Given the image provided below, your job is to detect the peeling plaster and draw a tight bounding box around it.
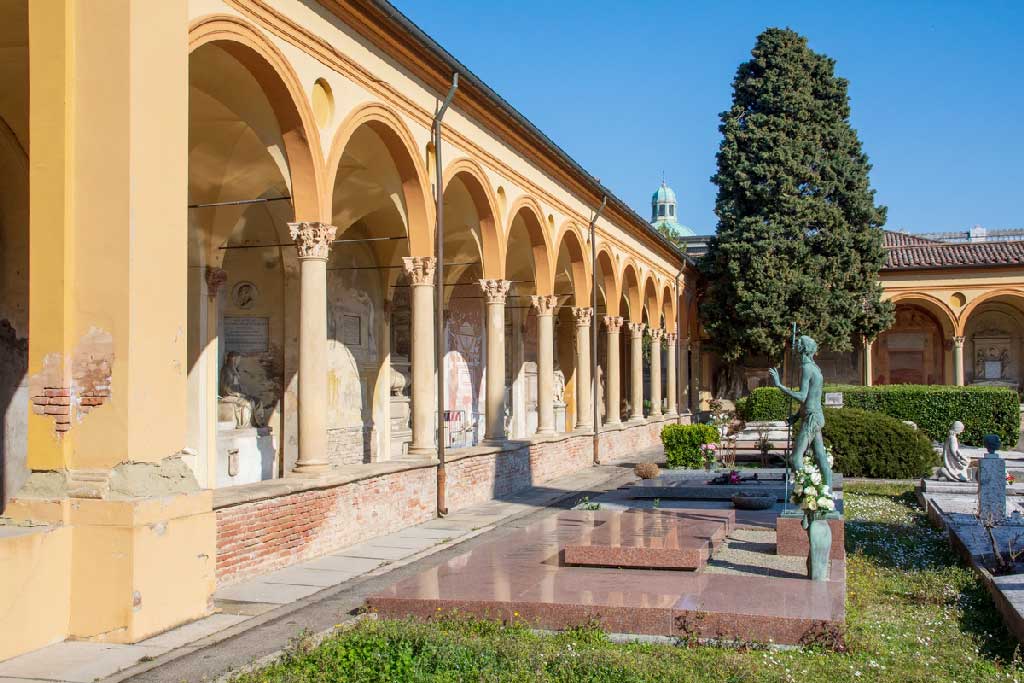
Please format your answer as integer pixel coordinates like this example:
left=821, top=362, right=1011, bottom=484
left=28, top=327, right=114, bottom=436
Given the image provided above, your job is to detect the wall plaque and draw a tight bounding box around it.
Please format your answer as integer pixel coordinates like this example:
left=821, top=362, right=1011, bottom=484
left=342, top=314, right=362, bottom=346
left=824, top=392, right=844, bottom=408
left=224, top=316, right=270, bottom=354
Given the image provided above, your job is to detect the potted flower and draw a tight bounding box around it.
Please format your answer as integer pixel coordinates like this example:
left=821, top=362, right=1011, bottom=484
left=700, top=442, right=718, bottom=471
left=790, top=455, right=835, bottom=581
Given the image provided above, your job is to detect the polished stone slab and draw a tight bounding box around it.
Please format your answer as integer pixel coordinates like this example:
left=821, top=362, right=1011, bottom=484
left=368, top=509, right=845, bottom=645
left=776, top=512, right=845, bottom=560
left=563, top=509, right=733, bottom=570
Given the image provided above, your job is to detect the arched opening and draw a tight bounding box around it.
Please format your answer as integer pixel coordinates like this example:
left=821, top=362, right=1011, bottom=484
left=186, top=38, right=316, bottom=487
left=441, top=170, right=497, bottom=448
left=642, top=276, right=660, bottom=415
left=963, top=293, right=1024, bottom=390
left=595, top=249, right=618, bottom=425
left=504, top=202, right=549, bottom=437
left=553, top=226, right=588, bottom=430
left=327, top=118, right=427, bottom=464
left=873, top=299, right=953, bottom=385
left=0, top=0, right=28, bottom=511
left=620, top=264, right=641, bottom=419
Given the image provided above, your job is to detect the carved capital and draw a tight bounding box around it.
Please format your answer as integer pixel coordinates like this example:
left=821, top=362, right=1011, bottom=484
left=628, top=322, right=646, bottom=338
left=402, top=256, right=437, bottom=286
left=665, top=332, right=677, bottom=343
left=530, top=294, right=558, bottom=316
left=289, top=222, right=337, bottom=260
left=204, top=267, right=228, bottom=297
left=572, top=306, right=593, bottom=327
left=953, top=335, right=966, bottom=348
left=603, top=315, right=624, bottom=333
left=650, top=327, right=665, bottom=342
left=479, top=279, right=511, bottom=304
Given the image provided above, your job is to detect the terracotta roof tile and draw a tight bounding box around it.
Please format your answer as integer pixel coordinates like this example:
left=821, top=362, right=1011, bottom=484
left=883, top=231, right=1024, bottom=270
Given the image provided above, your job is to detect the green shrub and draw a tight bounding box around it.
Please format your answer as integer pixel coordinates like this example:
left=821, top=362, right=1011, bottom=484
left=820, top=407, right=938, bottom=478
left=744, top=386, right=791, bottom=421
left=661, top=424, right=719, bottom=469
left=741, top=384, right=1019, bottom=447
left=734, top=396, right=749, bottom=421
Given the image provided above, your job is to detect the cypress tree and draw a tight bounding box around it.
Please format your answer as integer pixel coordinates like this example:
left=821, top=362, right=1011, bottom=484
left=699, top=27, right=892, bottom=366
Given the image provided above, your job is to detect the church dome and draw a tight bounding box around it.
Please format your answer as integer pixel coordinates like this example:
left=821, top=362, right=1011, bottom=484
left=652, top=183, right=676, bottom=205
left=650, top=181, right=695, bottom=238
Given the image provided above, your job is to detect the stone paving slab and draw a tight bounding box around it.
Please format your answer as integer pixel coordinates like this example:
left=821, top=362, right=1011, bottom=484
left=338, top=543, right=424, bottom=561
left=258, top=567, right=358, bottom=587
left=137, top=614, right=249, bottom=650
left=0, top=642, right=165, bottom=683
left=299, top=554, right=383, bottom=573
left=214, top=580, right=322, bottom=605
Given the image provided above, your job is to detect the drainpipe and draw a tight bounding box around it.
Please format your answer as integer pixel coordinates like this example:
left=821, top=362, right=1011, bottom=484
left=434, top=73, right=459, bottom=517
left=590, top=196, right=607, bottom=465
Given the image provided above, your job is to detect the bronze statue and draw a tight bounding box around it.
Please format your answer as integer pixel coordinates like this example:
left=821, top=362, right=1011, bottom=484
left=768, top=335, right=832, bottom=489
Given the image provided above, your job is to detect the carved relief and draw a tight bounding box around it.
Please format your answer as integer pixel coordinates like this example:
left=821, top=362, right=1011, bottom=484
left=479, top=279, right=511, bottom=304
left=530, top=294, right=558, bottom=316
left=204, top=267, right=228, bottom=297
left=402, top=256, right=436, bottom=285
left=650, top=327, right=664, bottom=342
left=628, top=322, right=646, bottom=337
left=603, top=315, right=624, bottom=333
left=571, top=306, right=593, bottom=327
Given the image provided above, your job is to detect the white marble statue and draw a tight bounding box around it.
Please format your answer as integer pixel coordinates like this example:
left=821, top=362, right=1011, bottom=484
left=553, top=363, right=566, bottom=404
left=939, top=420, right=970, bottom=482
left=218, top=351, right=264, bottom=429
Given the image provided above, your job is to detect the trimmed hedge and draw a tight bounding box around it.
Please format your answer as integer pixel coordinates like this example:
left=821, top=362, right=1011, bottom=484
left=742, top=384, right=1019, bottom=446
left=661, top=423, right=719, bottom=469
left=820, top=407, right=938, bottom=478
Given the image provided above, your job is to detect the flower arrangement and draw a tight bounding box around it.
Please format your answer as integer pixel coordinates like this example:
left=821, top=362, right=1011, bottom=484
left=700, top=442, right=718, bottom=468
left=1008, top=473, right=1016, bottom=486
left=790, top=456, right=835, bottom=518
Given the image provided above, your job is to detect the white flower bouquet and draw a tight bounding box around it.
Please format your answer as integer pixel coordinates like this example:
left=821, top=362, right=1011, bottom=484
left=791, top=455, right=835, bottom=521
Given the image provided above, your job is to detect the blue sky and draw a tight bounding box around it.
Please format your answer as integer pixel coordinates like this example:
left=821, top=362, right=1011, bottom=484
left=391, top=0, right=1023, bottom=236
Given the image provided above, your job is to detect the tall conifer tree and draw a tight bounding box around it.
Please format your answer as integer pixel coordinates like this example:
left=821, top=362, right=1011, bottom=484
left=700, top=28, right=892, bottom=365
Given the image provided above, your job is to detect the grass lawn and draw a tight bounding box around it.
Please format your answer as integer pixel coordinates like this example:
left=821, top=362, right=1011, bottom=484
left=237, top=483, right=1023, bottom=682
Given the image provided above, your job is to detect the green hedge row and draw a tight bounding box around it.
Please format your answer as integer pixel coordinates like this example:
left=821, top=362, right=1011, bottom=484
left=744, top=384, right=1019, bottom=446
left=661, top=424, right=719, bottom=469
left=819, top=407, right=938, bottom=478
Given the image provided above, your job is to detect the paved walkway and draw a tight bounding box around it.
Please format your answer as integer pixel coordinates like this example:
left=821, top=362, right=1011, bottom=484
left=0, top=449, right=659, bottom=683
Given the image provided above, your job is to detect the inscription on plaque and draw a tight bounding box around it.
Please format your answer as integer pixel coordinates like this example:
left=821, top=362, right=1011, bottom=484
left=824, top=392, right=844, bottom=408
left=342, top=314, right=362, bottom=346
left=224, top=316, right=269, bottom=354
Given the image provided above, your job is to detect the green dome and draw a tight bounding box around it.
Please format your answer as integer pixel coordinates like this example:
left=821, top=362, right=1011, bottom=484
left=652, top=218, right=696, bottom=238
left=652, top=183, right=676, bottom=204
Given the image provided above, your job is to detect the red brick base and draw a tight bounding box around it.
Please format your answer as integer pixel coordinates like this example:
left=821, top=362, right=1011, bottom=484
left=214, top=416, right=679, bottom=585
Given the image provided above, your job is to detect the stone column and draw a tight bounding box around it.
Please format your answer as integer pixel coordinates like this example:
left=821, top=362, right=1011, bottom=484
left=531, top=295, right=558, bottom=435
left=573, top=307, right=594, bottom=431
left=203, top=267, right=227, bottom=488
left=628, top=322, right=646, bottom=421
left=649, top=328, right=664, bottom=417
left=403, top=257, right=437, bottom=455
left=690, top=340, right=701, bottom=413
left=665, top=332, right=678, bottom=416
left=480, top=279, right=511, bottom=443
left=680, top=337, right=691, bottom=413
left=863, top=337, right=874, bottom=386
left=290, top=222, right=337, bottom=473
left=603, top=316, right=623, bottom=425
left=953, top=335, right=966, bottom=386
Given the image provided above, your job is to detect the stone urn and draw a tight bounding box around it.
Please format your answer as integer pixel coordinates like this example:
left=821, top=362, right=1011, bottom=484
left=804, top=512, right=832, bottom=581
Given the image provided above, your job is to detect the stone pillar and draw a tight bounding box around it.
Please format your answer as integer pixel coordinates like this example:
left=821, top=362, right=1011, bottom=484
left=403, top=257, right=437, bottom=455
left=573, top=307, right=594, bottom=431
left=863, top=337, right=874, bottom=386
left=665, top=332, right=678, bottom=416
left=953, top=335, right=965, bottom=386
left=203, top=267, right=227, bottom=488
left=480, top=279, right=511, bottom=443
left=532, top=295, right=558, bottom=435
left=680, top=336, right=691, bottom=413
left=649, top=328, right=664, bottom=417
left=290, top=222, right=337, bottom=473
left=690, top=340, right=701, bottom=413
left=628, top=322, right=646, bottom=421
left=603, top=316, right=623, bottom=425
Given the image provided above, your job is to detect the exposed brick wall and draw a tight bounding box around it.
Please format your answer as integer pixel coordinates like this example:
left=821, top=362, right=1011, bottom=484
left=214, top=417, right=675, bottom=585
left=215, top=466, right=435, bottom=586
left=327, top=425, right=372, bottom=465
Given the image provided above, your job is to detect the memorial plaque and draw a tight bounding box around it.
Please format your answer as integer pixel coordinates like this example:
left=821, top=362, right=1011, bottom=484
left=824, top=392, right=843, bottom=408
left=985, top=360, right=1002, bottom=380
left=342, top=314, right=362, bottom=346
left=224, top=316, right=269, bottom=354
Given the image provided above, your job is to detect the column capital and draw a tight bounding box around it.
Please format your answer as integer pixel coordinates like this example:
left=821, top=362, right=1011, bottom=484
left=289, top=222, right=337, bottom=260
left=402, top=256, right=436, bottom=286
left=530, top=294, right=558, bottom=316
left=204, top=267, right=227, bottom=297
left=603, top=315, right=624, bottom=333
left=479, top=279, right=511, bottom=304
left=650, top=327, right=665, bottom=342
left=665, top=332, right=677, bottom=343
left=627, top=321, right=646, bottom=337
left=572, top=306, right=593, bottom=327
left=953, top=335, right=966, bottom=347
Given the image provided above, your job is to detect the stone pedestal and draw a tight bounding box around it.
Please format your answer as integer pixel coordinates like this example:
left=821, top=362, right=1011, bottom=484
left=216, top=426, right=275, bottom=488
left=776, top=510, right=845, bottom=560
left=554, top=401, right=567, bottom=433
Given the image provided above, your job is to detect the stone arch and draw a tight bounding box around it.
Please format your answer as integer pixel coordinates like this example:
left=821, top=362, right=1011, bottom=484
left=642, top=274, right=660, bottom=326
left=553, top=222, right=590, bottom=305
left=960, top=290, right=1024, bottom=387
left=329, top=102, right=433, bottom=257
left=959, top=289, right=1024, bottom=333
left=188, top=15, right=324, bottom=223
left=875, top=293, right=955, bottom=386
left=885, top=292, right=958, bottom=336
left=662, top=282, right=676, bottom=334
left=595, top=245, right=619, bottom=317
left=620, top=261, right=642, bottom=323
left=445, top=158, right=503, bottom=281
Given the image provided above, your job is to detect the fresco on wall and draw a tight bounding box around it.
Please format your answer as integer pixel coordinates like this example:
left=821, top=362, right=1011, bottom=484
left=445, top=283, right=484, bottom=447
left=326, top=270, right=379, bottom=428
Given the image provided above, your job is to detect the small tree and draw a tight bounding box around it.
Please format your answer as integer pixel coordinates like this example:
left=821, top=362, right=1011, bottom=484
left=699, top=28, right=892, bottom=366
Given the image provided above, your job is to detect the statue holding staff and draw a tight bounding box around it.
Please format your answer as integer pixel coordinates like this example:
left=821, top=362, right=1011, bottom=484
left=768, top=334, right=832, bottom=489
